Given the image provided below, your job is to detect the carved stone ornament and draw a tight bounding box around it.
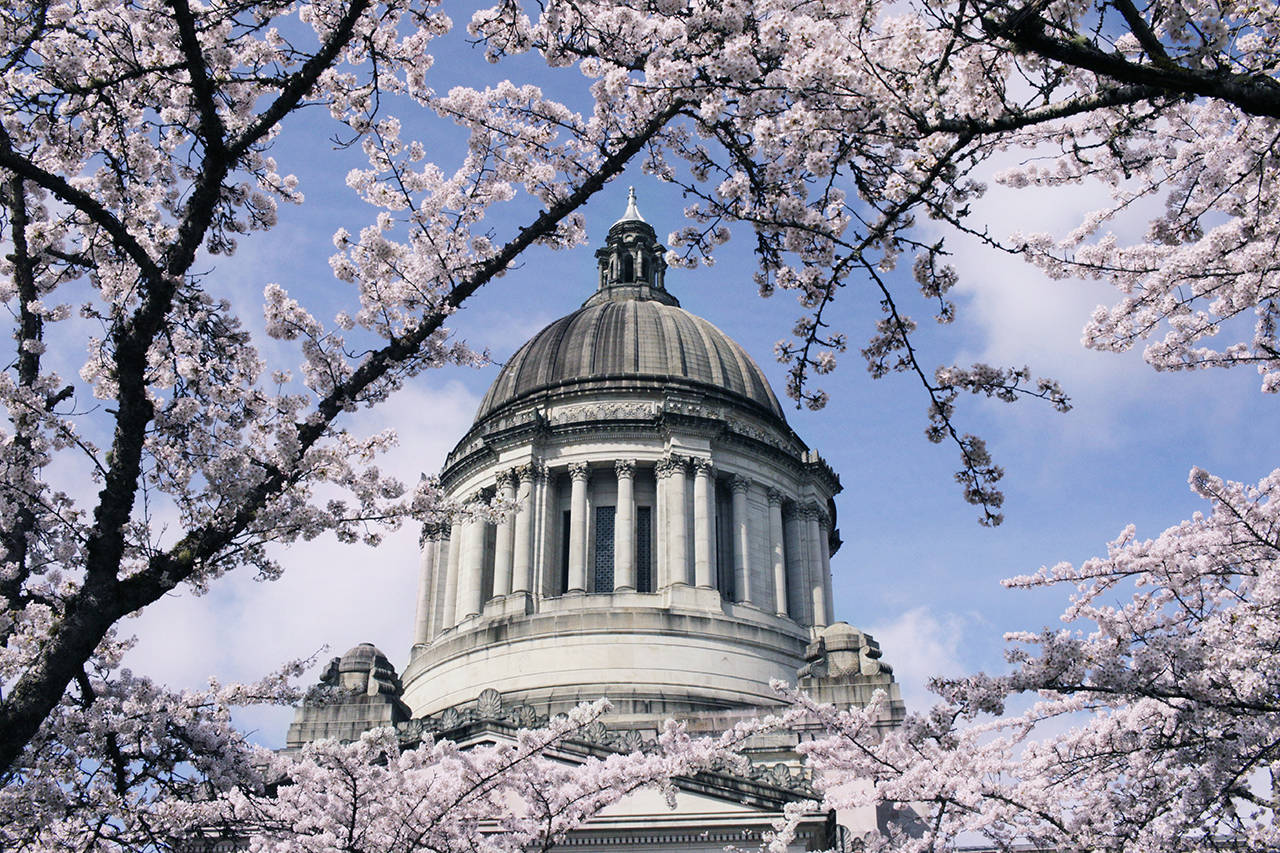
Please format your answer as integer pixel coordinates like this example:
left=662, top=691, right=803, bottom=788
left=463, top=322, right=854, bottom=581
left=766, top=487, right=785, bottom=505
left=767, top=762, right=795, bottom=788
left=494, top=469, right=516, bottom=491
left=614, top=458, right=636, bottom=478
left=568, top=461, right=590, bottom=480
left=477, top=688, right=503, bottom=718
left=438, top=707, right=461, bottom=730
left=548, top=401, right=659, bottom=425
left=729, top=474, right=751, bottom=494
left=510, top=704, right=540, bottom=729
left=617, top=729, right=644, bottom=753
left=655, top=456, right=685, bottom=478
left=581, top=720, right=609, bottom=743
left=692, top=456, right=714, bottom=475
left=514, top=462, right=536, bottom=483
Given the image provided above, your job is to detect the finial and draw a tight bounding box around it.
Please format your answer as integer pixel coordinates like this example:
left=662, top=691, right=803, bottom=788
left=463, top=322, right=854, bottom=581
left=614, top=186, right=646, bottom=225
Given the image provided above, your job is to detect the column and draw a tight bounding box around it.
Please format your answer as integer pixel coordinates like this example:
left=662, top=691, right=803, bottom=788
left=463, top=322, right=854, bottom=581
left=692, top=458, right=714, bottom=588
left=818, top=509, right=835, bottom=625
left=430, top=533, right=449, bottom=637
left=614, top=460, right=636, bottom=591
left=784, top=507, right=807, bottom=623
left=512, top=465, right=534, bottom=594
left=458, top=513, right=485, bottom=619
left=441, top=516, right=463, bottom=629
left=567, top=462, right=589, bottom=593
left=412, top=524, right=438, bottom=645
left=668, top=456, right=689, bottom=585
left=731, top=475, right=753, bottom=604
left=806, top=504, right=828, bottom=628
left=655, top=457, right=679, bottom=588
left=767, top=489, right=788, bottom=617
left=491, top=470, right=516, bottom=598
left=534, top=463, right=552, bottom=596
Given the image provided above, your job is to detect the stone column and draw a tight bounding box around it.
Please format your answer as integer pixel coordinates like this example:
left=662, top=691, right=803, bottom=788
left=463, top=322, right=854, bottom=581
left=430, top=533, right=449, bottom=637
left=806, top=504, right=828, bottom=628
left=655, top=457, right=678, bottom=588
left=614, top=460, right=636, bottom=591
left=692, top=458, right=715, bottom=588
left=731, top=475, right=753, bottom=604
left=567, top=462, right=589, bottom=593
left=441, top=516, right=463, bottom=629
left=512, top=465, right=534, bottom=594
left=491, top=469, right=517, bottom=598
left=668, top=456, right=689, bottom=585
left=413, top=524, right=438, bottom=645
left=533, top=463, right=552, bottom=596
left=784, top=507, right=807, bottom=623
left=817, top=509, right=835, bottom=625
left=457, top=512, right=486, bottom=619
left=767, top=489, right=788, bottom=617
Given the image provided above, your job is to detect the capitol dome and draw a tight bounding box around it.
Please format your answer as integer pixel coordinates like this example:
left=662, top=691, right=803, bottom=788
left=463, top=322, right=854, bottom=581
left=474, top=295, right=785, bottom=424
left=286, top=191, right=905, bottom=848
left=400, top=190, right=852, bottom=720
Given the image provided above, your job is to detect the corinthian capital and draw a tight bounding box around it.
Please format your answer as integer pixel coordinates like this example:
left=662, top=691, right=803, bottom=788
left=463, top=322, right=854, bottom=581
left=655, top=456, right=686, bottom=478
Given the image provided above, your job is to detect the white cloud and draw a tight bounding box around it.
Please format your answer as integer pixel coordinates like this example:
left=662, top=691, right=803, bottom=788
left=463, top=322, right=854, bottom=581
left=125, top=378, right=482, bottom=744
left=866, top=606, right=976, bottom=712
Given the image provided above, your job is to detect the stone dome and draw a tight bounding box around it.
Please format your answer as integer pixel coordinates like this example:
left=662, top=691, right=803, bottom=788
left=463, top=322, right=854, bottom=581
left=473, top=298, right=786, bottom=425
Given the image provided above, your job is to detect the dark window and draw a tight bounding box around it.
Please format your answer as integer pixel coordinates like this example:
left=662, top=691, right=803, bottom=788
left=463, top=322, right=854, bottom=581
left=716, top=484, right=734, bottom=600
left=593, top=506, right=615, bottom=592
left=623, top=254, right=635, bottom=280
left=636, top=506, right=653, bottom=593
left=559, top=509, right=571, bottom=594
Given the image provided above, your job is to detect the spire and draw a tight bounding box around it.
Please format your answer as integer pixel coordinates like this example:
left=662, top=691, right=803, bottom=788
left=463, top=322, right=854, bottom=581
left=587, top=188, right=677, bottom=308
left=614, top=186, right=646, bottom=225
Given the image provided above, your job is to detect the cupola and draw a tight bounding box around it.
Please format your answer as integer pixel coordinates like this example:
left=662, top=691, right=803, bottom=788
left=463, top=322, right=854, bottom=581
left=587, top=188, right=674, bottom=307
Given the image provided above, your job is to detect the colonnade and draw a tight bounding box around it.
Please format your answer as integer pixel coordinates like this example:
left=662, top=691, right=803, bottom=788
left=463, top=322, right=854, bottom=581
left=413, top=455, right=836, bottom=645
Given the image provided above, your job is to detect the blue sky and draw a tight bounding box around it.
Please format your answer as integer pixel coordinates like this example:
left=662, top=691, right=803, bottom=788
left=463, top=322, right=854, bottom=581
left=116, top=20, right=1273, bottom=744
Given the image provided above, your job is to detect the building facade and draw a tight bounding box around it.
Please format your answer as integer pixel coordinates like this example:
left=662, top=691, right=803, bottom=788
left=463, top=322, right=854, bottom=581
left=289, top=192, right=905, bottom=849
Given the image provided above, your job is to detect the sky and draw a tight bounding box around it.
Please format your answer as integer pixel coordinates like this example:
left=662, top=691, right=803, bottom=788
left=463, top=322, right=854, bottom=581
left=107, top=15, right=1274, bottom=746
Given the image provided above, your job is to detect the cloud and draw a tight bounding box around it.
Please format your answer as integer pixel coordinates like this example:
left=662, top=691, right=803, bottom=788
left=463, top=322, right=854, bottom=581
left=866, top=606, right=977, bottom=712
left=938, top=164, right=1156, bottom=391
left=125, top=378, right=482, bottom=745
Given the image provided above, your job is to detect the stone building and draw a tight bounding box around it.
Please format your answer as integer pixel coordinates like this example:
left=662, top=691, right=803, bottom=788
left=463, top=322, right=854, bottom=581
left=289, top=191, right=905, bottom=849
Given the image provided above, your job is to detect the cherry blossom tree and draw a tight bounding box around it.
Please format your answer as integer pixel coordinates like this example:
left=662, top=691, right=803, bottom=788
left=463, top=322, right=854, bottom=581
left=0, top=0, right=698, bottom=837
left=0, top=0, right=677, bottom=790
left=4, top=688, right=735, bottom=851
left=3, top=0, right=1280, bottom=845
left=785, top=466, right=1280, bottom=851
left=194, top=703, right=750, bottom=853
left=473, top=0, right=1280, bottom=523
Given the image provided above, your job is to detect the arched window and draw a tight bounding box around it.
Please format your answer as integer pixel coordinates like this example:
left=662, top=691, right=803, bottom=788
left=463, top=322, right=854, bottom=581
left=622, top=254, right=635, bottom=280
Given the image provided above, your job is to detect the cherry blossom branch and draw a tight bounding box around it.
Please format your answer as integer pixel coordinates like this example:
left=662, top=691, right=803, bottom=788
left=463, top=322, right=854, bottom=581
left=986, top=5, right=1280, bottom=119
